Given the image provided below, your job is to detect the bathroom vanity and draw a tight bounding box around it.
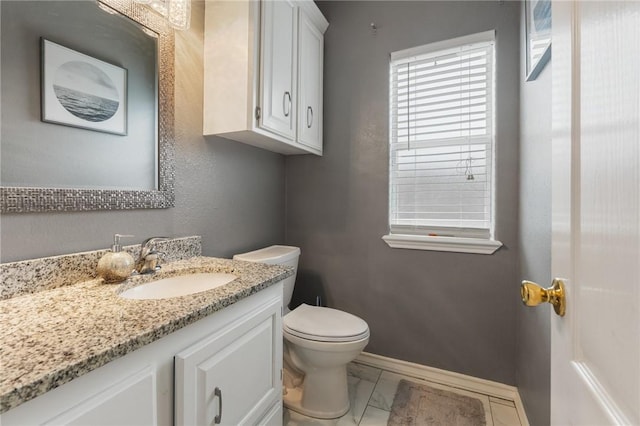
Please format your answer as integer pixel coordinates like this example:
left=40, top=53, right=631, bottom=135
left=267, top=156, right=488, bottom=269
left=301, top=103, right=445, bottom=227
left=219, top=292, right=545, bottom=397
left=0, top=240, right=290, bottom=426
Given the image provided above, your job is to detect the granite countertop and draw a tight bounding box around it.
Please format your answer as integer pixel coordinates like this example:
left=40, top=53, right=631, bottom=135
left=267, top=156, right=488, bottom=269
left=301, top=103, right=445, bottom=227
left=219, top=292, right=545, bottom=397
left=0, top=256, right=293, bottom=414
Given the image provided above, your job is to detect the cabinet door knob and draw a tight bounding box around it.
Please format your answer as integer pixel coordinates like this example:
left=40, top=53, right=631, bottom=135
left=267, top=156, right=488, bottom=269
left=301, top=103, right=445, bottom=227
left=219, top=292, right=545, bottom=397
left=283, top=91, right=292, bottom=117
left=307, top=106, right=313, bottom=128
left=214, top=387, right=222, bottom=424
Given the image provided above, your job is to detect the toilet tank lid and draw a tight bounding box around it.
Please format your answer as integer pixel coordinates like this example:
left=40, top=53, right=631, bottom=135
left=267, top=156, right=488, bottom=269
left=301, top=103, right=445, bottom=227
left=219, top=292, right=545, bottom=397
left=233, top=245, right=300, bottom=264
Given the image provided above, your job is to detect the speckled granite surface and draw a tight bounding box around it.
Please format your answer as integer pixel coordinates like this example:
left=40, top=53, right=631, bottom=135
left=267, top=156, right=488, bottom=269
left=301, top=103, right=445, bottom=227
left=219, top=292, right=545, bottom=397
left=0, top=256, right=293, bottom=413
left=0, top=236, right=202, bottom=299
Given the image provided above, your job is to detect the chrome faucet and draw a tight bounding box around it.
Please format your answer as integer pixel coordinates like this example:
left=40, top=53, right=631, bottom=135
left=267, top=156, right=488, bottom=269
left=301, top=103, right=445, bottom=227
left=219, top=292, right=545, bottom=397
left=135, top=237, right=169, bottom=274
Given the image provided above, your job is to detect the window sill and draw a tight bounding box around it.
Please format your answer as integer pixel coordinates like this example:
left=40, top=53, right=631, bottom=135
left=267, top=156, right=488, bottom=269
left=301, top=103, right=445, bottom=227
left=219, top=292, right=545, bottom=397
left=382, top=234, right=503, bottom=255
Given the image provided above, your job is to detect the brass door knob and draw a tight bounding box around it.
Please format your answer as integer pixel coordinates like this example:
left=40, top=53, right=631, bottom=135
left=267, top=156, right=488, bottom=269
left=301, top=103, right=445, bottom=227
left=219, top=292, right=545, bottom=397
left=521, top=278, right=566, bottom=317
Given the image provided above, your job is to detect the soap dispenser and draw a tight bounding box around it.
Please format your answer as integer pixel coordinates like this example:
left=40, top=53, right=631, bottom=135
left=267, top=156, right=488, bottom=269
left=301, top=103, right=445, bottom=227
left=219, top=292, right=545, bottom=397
left=97, top=234, right=135, bottom=283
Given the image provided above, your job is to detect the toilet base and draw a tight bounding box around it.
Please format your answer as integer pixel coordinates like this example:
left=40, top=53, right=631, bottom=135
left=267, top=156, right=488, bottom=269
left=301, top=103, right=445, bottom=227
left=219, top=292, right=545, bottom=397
left=283, top=383, right=350, bottom=419
left=282, top=331, right=369, bottom=420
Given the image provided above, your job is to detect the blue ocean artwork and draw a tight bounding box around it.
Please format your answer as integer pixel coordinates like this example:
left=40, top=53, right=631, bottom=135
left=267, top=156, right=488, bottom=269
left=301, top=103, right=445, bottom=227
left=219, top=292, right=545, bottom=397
left=53, top=85, right=119, bottom=122
left=53, top=60, right=120, bottom=123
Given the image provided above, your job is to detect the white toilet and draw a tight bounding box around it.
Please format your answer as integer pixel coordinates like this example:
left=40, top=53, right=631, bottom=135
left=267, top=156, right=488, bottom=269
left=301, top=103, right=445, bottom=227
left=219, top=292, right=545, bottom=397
left=233, top=245, right=369, bottom=419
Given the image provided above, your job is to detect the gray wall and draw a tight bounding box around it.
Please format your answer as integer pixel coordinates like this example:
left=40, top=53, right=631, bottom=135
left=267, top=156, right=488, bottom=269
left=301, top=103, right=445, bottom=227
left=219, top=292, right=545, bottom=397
left=516, top=8, right=552, bottom=426
left=286, top=1, right=521, bottom=385
left=0, top=1, right=285, bottom=263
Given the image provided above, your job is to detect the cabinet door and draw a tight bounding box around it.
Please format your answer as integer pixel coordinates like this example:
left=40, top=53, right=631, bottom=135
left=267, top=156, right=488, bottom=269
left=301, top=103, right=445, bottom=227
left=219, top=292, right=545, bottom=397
left=260, top=0, right=297, bottom=141
left=175, top=298, right=282, bottom=426
left=258, top=402, right=282, bottom=426
left=297, top=7, right=324, bottom=152
left=1, top=367, right=157, bottom=426
left=45, top=368, right=157, bottom=426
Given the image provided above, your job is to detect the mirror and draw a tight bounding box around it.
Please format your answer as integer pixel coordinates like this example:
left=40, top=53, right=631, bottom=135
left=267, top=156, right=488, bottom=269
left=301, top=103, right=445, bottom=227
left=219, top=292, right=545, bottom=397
left=0, top=0, right=175, bottom=212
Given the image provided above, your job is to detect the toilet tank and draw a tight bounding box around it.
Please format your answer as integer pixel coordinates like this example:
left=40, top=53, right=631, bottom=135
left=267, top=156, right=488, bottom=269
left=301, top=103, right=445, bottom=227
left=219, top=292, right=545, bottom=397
left=233, top=245, right=300, bottom=309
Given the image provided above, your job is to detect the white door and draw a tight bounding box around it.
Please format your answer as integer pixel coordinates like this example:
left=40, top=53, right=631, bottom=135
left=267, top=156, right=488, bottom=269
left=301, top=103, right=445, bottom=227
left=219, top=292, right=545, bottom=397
left=297, top=6, right=324, bottom=152
left=551, top=1, right=639, bottom=424
left=260, top=0, right=297, bottom=141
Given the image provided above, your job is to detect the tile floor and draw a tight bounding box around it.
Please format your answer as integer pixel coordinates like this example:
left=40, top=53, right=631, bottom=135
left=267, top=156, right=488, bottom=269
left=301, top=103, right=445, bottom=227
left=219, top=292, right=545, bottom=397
left=284, top=362, right=524, bottom=426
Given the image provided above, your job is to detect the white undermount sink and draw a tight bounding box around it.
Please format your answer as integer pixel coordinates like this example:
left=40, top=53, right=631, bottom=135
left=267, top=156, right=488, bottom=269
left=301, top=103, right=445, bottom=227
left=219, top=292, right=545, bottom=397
left=119, top=273, right=237, bottom=300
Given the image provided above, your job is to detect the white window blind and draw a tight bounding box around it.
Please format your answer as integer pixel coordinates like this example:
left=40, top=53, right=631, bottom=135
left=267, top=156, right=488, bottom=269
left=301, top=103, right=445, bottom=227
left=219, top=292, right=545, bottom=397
left=389, top=31, right=495, bottom=239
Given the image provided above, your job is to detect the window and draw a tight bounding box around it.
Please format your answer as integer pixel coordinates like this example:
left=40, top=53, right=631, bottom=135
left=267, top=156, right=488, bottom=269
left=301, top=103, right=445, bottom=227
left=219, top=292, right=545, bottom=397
left=383, top=31, right=502, bottom=254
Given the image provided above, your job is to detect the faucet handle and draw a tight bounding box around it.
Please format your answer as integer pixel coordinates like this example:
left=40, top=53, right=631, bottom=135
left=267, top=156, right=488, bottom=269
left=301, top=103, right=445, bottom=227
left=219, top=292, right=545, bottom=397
left=139, top=236, right=169, bottom=256
left=142, top=237, right=169, bottom=246
left=136, top=237, right=169, bottom=274
left=141, top=236, right=169, bottom=248
left=146, top=250, right=165, bottom=272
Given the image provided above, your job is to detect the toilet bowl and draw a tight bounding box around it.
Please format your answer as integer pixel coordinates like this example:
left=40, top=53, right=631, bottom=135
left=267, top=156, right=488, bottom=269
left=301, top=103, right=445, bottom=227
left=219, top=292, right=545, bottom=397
left=233, top=246, right=370, bottom=419
left=283, top=303, right=369, bottom=418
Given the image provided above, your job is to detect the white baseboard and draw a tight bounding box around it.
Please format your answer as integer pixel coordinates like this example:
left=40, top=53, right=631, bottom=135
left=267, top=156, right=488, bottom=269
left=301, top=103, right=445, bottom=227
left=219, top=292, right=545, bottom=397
left=355, top=352, right=530, bottom=426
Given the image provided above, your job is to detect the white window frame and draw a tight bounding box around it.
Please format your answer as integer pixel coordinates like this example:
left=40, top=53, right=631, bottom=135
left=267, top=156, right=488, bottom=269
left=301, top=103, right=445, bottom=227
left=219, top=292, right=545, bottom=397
left=383, top=30, right=502, bottom=254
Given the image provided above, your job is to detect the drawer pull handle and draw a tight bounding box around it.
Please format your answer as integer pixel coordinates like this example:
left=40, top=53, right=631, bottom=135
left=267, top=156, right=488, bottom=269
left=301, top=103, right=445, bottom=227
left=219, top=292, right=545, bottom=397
left=307, top=106, right=313, bottom=128
left=214, top=387, right=222, bottom=424
left=283, top=91, right=292, bottom=117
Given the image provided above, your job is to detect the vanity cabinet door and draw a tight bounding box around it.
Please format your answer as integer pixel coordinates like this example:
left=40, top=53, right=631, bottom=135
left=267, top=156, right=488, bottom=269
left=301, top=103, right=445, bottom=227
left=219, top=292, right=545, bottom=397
left=296, top=6, right=324, bottom=153
left=260, top=403, right=283, bottom=426
left=43, top=368, right=157, bottom=426
left=259, top=0, right=297, bottom=141
left=175, top=297, right=283, bottom=426
left=0, top=367, right=157, bottom=426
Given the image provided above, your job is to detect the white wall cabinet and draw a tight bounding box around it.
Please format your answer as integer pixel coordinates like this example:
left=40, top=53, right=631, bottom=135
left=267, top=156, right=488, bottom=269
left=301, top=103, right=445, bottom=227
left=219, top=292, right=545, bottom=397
left=0, top=284, right=283, bottom=426
left=203, top=0, right=328, bottom=156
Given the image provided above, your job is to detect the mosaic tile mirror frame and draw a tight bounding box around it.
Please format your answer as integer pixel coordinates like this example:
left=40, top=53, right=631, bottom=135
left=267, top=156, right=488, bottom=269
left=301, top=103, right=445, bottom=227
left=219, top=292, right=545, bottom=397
left=1, top=0, right=175, bottom=213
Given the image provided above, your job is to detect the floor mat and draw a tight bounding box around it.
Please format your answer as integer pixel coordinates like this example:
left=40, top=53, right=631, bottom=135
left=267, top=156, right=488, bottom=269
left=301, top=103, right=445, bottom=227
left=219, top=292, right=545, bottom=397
left=387, top=379, right=486, bottom=426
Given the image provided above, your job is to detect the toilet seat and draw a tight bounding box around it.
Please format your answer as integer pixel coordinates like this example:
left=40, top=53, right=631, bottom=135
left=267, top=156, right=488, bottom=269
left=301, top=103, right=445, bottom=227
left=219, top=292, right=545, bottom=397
left=283, top=304, right=369, bottom=343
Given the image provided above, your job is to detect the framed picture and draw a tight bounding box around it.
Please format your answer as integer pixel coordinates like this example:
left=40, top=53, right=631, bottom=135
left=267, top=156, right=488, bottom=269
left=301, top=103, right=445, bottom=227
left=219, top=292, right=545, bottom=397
left=525, top=0, right=551, bottom=81
left=41, top=39, right=127, bottom=135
